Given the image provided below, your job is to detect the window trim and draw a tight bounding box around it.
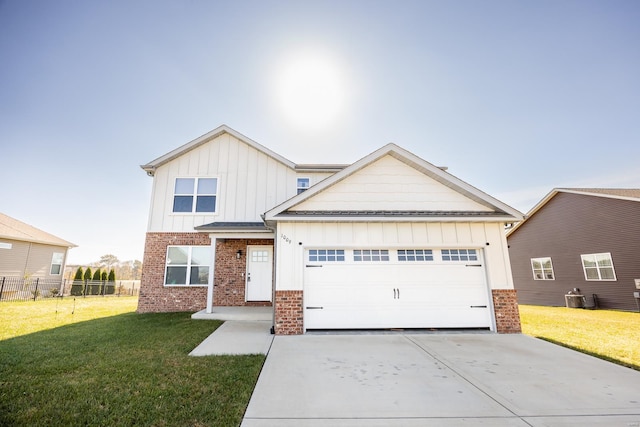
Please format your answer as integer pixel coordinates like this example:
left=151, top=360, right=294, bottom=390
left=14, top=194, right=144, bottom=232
left=164, top=245, right=212, bottom=287
left=531, top=257, right=555, bottom=280
left=50, top=252, right=64, bottom=275
left=172, top=177, right=219, bottom=214
left=297, top=177, right=310, bottom=195
left=580, top=252, right=617, bottom=281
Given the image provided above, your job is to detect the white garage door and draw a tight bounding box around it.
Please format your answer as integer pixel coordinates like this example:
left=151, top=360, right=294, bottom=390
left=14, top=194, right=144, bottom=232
left=304, top=248, right=492, bottom=330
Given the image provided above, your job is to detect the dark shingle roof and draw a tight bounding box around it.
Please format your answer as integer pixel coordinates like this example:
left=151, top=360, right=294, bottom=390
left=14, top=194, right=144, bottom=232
left=194, top=222, right=271, bottom=231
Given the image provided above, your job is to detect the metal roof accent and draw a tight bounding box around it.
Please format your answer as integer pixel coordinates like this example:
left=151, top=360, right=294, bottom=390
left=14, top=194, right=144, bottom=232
left=277, top=210, right=509, bottom=217
left=0, top=212, right=76, bottom=247
left=194, top=222, right=271, bottom=232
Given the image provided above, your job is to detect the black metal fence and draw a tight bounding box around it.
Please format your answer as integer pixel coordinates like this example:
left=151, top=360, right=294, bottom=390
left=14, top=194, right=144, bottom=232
left=0, top=277, right=64, bottom=301
left=0, top=277, right=140, bottom=302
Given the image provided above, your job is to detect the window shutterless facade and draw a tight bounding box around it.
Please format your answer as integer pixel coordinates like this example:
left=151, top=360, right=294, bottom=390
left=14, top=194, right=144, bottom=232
left=172, top=178, right=218, bottom=213
left=297, top=177, right=310, bottom=194
left=531, top=257, right=554, bottom=280
left=165, top=246, right=211, bottom=286
left=581, top=252, right=616, bottom=281
left=50, top=252, right=64, bottom=275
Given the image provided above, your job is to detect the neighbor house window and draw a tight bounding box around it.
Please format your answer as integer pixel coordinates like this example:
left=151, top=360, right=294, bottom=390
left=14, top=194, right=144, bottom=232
left=297, top=178, right=310, bottom=194
left=50, top=252, right=64, bottom=275
left=398, top=249, right=433, bottom=261
left=0, top=242, right=12, bottom=249
left=173, top=178, right=217, bottom=213
left=531, top=257, right=554, bottom=280
left=165, top=246, right=211, bottom=286
left=441, top=249, right=478, bottom=261
left=354, top=249, right=390, bottom=262
left=581, top=252, right=616, bottom=281
left=308, top=249, right=345, bottom=262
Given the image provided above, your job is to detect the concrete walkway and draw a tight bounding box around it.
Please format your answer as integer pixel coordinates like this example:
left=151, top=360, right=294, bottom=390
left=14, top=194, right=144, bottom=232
left=242, top=333, right=640, bottom=426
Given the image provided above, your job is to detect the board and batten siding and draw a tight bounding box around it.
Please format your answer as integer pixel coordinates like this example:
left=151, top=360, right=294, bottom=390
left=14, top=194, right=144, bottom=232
left=508, top=192, right=640, bottom=311
left=290, top=155, right=494, bottom=212
left=0, top=238, right=67, bottom=279
left=147, top=133, right=333, bottom=232
left=275, top=221, right=514, bottom=292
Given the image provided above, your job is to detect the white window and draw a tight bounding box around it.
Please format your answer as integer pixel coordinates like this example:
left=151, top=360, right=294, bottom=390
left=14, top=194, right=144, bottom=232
left=441, top=249, right=478, bottom=261
left=297, top=177, right=310, bottom=194
left=50, top=252, right=64, bottom=275
left=173, top=178, right=218, bottom=213
left=581, top=252, right=616, bottom=281
left=251, top=250, right=269, bottom=262
left=531, top=257, right=554, bottom=280
left=398, top=249, right=433, bottom=261
left=0, top=242, right=12, bottom=249
left=354, top=249, right=390, bottom=262
left=165, top=246, right=211, bottom=286
left=308, top=249, right=345, bottom=262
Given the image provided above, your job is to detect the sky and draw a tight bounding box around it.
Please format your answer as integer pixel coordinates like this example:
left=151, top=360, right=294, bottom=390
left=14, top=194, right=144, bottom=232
left=1, top=0, right=639, bottom=265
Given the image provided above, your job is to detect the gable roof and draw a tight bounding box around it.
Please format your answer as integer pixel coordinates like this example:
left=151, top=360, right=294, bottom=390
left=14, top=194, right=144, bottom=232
left=141, top=124, right=346, bottom=176
left=506, top=188, right=640, bottom=236
left=0, top=213, right=76, bottom=247
left=264, top=143, right=523, bottom=223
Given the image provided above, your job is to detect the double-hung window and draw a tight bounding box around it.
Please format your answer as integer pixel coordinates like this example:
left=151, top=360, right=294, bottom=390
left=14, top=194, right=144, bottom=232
left=50, top=252, right=64, bottom=275
left=173, top=178, right=217, bottom=213
left=581, top=252, right=616, bottom=281
left=165, top=246, right=211, bottom=286
left=531, top=257, right=554, bottom=280
left=297, top=178, right=310, bottom=194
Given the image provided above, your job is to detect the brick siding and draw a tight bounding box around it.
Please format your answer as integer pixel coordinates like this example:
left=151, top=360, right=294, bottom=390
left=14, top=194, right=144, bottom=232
left=274, top=290, right=303, bottom=335
left=492, top=289, right=522, bottom=333
left=137, top=232, right=273, bottom=313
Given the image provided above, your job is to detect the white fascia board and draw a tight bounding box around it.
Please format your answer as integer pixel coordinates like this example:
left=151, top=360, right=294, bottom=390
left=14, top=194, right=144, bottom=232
left=207, top=232, right=275, bottom=240
left=141, top=125, right=296, bottom=175
left=556, top=188, right=640, bottom=203
left=264, top=143, right=524, bottom=221
left=270, top=215, right=520, bottom=223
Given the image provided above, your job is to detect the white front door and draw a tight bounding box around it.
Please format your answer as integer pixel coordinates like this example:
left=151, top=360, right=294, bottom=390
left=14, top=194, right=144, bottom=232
left=246, top=246, right=273, bottom=301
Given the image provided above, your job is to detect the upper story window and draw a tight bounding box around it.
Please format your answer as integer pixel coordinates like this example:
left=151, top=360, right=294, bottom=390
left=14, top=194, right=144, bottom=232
left=531, top=257, right=554, bottom=280
left=173, top=178, right=217, bottom=213
left=398, top=249, right=433, bottom=261
left=441, top=249, right=478, bottom=261
left=581, top=252, right=616, bottom=281
left=50, top=252, right=64, bottom=275
left=297, top=178, right=310, bottom=194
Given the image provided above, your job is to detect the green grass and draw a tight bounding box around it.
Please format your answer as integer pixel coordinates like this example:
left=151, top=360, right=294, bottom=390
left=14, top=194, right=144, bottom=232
left=0, top=298, right=265, bottom=426
left=519, top=304, right=640, bottom=370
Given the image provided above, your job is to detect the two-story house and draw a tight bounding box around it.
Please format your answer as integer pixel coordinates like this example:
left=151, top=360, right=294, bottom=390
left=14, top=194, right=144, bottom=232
left=138, top=125, right=524, bottom=334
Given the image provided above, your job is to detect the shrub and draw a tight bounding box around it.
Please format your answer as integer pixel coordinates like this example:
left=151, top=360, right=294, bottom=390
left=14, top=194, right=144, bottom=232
left=74, top=267, right=83, bottom=281
left=83, top=267, right=93, bottom=282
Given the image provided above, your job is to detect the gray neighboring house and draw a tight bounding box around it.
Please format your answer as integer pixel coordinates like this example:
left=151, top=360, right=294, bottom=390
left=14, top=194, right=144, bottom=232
left=507, top=188, right=640, bottom=311
left=0, top=212, right=76, bottom=298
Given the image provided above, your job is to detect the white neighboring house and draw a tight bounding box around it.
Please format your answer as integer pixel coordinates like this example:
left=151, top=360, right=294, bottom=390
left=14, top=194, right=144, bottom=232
left=138, top=125, right=524, bottom=334
left=0, top=212, right=76, bottom=298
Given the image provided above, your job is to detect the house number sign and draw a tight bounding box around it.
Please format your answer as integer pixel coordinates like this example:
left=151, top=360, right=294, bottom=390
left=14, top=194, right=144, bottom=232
left=280, top=234, right=292, bottom=244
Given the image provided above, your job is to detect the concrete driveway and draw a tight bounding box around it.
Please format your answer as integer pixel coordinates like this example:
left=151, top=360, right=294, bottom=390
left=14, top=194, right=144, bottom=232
left=242, top=333, right=640, bottom=426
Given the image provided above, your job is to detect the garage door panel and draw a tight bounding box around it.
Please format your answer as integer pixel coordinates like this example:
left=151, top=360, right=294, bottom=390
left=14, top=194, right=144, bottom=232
left=304, top=249, right=492, bottom=330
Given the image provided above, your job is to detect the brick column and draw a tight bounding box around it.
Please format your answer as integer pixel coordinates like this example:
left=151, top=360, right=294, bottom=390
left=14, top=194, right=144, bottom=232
left=274, top=290, right=303, bottom=335
left=492, top=289, right=522, bottom=333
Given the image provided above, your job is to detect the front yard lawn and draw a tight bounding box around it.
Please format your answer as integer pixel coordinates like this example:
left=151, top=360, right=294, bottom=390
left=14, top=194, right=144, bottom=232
left=0, top=298, right=265, bottom=426
left=519, top=304, right=640, bottom=370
